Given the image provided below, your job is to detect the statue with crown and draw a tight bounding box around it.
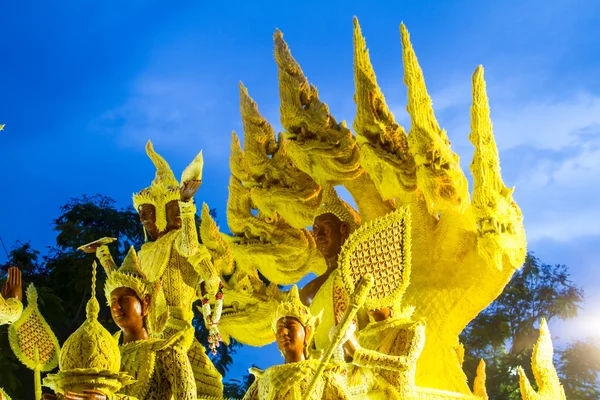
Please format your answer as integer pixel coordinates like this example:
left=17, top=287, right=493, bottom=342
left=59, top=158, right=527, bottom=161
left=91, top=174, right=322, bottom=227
left=2, top=17, right=573, bottom=400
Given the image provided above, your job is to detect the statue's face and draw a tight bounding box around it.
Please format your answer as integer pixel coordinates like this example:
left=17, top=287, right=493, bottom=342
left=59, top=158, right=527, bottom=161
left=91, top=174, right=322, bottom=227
left=110, top=287, right=148, bottom=333
left=165, top=200, right=182, bottom=232
left=312, top=213, right=349, bottom=259
left=368, top=307, right=392, bottom=322
left=139, top=200, right=181, bottom=240
left=275, top=317, right=306, bottom=361
left=139, top=204, right=159, bottom=240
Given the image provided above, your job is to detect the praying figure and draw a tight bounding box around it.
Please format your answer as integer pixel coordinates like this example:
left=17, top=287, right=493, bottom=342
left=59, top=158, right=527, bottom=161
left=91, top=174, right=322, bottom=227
left=0, top=266, right=23, bottom=325
left=243, top=285, right=351, bottom=400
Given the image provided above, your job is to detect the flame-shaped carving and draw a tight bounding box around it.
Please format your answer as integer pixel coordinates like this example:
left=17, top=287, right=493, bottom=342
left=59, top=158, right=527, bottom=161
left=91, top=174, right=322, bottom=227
left=518, top=319, right=567, bottom=400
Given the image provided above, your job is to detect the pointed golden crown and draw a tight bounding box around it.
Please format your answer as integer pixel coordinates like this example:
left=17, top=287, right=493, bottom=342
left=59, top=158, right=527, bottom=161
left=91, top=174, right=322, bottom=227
left=133, top=141, right=181, bottom=232
left=339, top=207, right=412, bottom=310
left=273, top=285, right=321, bottom=345
left=104, top=246, right=155, bottom=304
left=133, top=141, right=204, bottom=233
left=314, top=185, right=361, bottom=232
left=44, top=262, right=133, bottom=395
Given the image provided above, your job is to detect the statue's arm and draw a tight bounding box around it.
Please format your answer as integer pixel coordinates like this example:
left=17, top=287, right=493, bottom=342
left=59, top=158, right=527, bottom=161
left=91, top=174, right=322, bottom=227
left=242, top=379, right=260, bottom=400
left=352, top=322, right=425, bottom=372
left=0, top=294, right=23, bottom=325
left=176, top=200, right=199, bottom=257
left=403, top=320, right=426, bottom=366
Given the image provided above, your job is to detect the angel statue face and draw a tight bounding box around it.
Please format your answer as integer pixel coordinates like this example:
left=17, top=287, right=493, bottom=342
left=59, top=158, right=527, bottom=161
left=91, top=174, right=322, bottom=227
left=312, top=213, right=350, bottom=260
left=138, top=200, right=182, bottom=241
left=110, top=287, right=149, bottom=334
left=275, top=316, right=313, bottom=363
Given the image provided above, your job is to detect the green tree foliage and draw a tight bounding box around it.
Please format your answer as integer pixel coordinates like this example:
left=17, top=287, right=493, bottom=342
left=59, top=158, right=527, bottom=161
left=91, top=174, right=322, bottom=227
left=0, top=195, right=240, bottom=399
left=223, top=368, right=256, bottom=399
left=460, top=252, right=596, bottom=399
left=557, top=339, right=600, bottom=399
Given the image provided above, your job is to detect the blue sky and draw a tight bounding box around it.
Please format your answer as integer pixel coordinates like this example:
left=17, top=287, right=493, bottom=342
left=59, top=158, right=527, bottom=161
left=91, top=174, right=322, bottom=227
left=1, top=0, right=599, bottom=382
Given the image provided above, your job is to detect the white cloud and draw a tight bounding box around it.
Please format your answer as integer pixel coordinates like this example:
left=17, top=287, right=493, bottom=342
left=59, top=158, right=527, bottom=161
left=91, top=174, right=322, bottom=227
left=387, top=74, right=600, bottom=244
left=90, top=73, right=233, bottom=161
left=493, top=94, right=600, bottom=151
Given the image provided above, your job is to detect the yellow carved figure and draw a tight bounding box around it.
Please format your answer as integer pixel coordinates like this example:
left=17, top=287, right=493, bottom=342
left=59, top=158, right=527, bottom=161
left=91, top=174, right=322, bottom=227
left=213, top=18, right=527, bottom=397
left=92, top=141, right=223, bottom=399
left=306, top=186, right=360, bottom=353
left=102, top=246, right=196, bottom=400
left=133, top=141, right=223, bottom=399
left=243, top=286, right=351, bottom=400
left=336, top=208, right=426, bottom=399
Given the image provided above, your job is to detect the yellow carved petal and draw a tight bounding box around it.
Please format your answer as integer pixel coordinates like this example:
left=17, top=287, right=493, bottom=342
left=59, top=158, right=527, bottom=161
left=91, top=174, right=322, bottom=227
left=8, top=284, right=60, bottom=372
left=181, top=150, right=204, bottom=183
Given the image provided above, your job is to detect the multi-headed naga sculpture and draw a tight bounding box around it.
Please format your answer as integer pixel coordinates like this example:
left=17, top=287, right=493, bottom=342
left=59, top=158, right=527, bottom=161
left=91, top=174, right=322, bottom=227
left=202, top=17, right=528, bottom=397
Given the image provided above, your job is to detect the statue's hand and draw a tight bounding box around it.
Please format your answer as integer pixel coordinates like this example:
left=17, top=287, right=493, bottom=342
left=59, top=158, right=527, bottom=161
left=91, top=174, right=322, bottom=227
left=63, top=390, right=107, bottom=400
left=335, top=310, right=358, bottom=357
left=77, top=238, right=116, bottom=255
left=180, top=180, right=201, bottom=202
left=2, top=266, right=22, bottom=302
left=79, top=243, right=104, bottom=254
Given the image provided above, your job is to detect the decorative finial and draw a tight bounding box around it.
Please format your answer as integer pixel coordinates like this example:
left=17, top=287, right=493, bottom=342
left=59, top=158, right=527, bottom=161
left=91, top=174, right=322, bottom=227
left=86, top=262, right=100, bottom=321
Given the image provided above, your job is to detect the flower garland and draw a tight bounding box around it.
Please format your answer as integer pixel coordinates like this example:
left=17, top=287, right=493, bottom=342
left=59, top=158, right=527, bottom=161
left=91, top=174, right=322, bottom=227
left=201, top=281, right=224, bottom=355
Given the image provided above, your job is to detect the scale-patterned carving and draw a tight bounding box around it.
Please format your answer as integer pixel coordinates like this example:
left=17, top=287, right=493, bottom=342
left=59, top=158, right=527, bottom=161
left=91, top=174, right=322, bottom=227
left=339, top=207, right=412, bottom=310
left=8, top=284, right=60, bottom=372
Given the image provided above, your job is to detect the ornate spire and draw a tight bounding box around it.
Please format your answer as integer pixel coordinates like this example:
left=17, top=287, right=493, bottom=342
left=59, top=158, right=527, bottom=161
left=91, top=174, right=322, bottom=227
left=86, top=261, right=100, bottom=321
left=44, top=262, right=133, bottom=396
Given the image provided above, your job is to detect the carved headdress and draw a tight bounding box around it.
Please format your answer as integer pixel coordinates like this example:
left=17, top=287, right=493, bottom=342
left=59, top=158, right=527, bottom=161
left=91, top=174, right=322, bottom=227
left=338, top=207, right=412, bottom=311
left=273, top=285, right=322, bottom=347
left=43, top=262, right=133, bottom=396
left=133, top=140, right=204, bottom=233
left=314, top=185, right=361, bottom=233
left=103, top=246, right=155, bottom=303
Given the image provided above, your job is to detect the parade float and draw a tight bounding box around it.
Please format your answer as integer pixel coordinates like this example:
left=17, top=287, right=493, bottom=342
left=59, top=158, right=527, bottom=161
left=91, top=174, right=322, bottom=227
left=0, top=18, right=567, bottom=400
